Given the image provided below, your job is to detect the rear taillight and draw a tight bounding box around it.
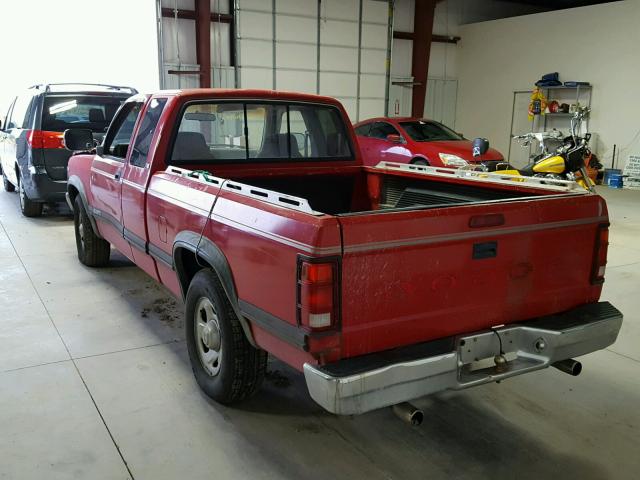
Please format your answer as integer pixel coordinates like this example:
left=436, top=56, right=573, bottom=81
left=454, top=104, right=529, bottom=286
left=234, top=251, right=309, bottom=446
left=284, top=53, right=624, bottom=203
left=297, top=258, right=339, bottom=331
left=26, top=130, right=64, bottom=149
left=591, top=224, right=609, bottom=284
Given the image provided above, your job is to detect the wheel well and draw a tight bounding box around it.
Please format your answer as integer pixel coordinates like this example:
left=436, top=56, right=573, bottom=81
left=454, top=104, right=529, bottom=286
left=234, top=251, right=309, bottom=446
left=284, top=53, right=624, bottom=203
left=68, top=185, right=79, bottom=203
left=174, top=246, right=214, bottom=297
left=174, top=244, right=257, bottom=347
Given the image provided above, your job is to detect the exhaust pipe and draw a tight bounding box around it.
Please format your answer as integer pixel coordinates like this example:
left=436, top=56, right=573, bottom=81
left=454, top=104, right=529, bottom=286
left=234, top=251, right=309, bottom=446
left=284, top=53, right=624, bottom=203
left=392, top=402, right=424, bottom=426
left=552, top=359, right=582, bottom=376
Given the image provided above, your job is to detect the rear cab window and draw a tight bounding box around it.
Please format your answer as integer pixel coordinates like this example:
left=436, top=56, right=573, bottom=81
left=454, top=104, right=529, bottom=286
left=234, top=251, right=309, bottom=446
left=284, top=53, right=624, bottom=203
left=170, top=101, right=353, bottom=164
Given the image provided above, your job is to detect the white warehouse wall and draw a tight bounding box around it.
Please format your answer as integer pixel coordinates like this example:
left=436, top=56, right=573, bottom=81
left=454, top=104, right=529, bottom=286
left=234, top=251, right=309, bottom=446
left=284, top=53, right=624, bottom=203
left=0, top=0, right=160, bottom=115
left=237, top=0, right=389, bottom=121
left=455, top=0, right=638, bottom=166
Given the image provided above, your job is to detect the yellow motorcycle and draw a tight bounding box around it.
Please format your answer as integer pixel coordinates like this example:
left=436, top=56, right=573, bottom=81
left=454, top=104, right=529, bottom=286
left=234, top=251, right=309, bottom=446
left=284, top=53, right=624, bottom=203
left=473, top=108, right=595, bottom=192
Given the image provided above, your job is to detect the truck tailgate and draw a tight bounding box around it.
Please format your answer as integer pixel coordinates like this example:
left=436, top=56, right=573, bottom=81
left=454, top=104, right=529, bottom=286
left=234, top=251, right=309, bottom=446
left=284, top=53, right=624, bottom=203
left=337, top=193, right=608, bottom=358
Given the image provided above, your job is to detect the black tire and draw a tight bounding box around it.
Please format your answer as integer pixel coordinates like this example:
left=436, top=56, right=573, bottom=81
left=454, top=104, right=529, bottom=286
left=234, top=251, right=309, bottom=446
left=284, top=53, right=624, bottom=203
left=411, top=158, right=429, bottom=166
left=186, top=269, right=267, bottom=404
left=2, top=171, right=15, bottom=192
left=18, top=175, right=42, bottom=217
left=73, top=195, right=110, bottom=267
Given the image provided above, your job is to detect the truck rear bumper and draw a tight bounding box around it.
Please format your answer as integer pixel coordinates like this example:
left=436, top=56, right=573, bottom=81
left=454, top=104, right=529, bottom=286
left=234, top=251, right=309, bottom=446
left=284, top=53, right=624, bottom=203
left=303, top=302, right=622, bottom=415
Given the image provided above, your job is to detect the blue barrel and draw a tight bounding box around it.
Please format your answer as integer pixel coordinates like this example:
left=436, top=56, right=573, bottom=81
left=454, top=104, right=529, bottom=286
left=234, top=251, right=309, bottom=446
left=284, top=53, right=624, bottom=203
left=608, top=173, right=624, bottom=188
left=604, top=168, right=622, bottom=185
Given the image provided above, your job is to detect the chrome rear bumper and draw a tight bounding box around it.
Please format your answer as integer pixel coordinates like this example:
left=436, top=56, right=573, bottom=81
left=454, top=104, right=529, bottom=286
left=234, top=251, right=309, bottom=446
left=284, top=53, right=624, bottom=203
left=303, top=302, right=622, bottom=415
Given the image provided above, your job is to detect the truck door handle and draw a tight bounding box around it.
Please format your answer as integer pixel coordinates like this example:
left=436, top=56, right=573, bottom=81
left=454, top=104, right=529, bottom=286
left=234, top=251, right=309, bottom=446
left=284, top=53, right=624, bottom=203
left=114, top=172, right=121, bottom=180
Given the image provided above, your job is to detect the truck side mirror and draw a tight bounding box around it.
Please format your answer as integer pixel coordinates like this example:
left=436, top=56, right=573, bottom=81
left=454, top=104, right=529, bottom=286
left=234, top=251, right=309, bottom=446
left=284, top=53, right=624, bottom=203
left=64, top=129, right=94, bottom=152
left=386, top=134, right=402, bottom=144
left=472, top=137, right=489, bottom=157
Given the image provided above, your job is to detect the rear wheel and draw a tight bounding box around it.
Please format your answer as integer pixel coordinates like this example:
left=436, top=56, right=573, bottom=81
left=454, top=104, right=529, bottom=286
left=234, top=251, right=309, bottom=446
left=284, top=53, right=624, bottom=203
left=186, top=269, right=267, bottom=404
left=2, top=171, right=15, bottom=192
left=73, top=195, right=110, bottom=266
left=18, top=175, right=42, bottom=217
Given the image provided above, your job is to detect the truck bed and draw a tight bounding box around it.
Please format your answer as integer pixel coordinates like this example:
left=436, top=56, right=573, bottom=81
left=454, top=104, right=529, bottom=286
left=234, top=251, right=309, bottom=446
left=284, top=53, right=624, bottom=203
left=199, top=162, right=580, bottom=216
left=161, top=162, right=603, bottom=359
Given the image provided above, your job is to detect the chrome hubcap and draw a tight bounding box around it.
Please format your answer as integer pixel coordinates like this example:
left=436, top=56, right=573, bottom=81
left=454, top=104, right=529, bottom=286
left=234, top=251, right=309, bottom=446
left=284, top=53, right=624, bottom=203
left=78, top=217, right=85, bottom=250
left=194, top=297, right=222, bottom=376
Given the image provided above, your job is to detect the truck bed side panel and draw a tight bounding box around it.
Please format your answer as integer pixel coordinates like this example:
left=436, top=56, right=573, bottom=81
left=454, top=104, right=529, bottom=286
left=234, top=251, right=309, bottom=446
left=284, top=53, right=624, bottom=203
left=209, top=190, right=342, bottom=327
left=146, top=173, right=343, bottom=367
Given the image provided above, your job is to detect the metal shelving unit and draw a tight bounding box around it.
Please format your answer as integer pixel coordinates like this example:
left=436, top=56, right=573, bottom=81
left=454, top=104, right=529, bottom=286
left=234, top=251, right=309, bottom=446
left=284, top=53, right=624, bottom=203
left=508, top=85, right=592, bottom=164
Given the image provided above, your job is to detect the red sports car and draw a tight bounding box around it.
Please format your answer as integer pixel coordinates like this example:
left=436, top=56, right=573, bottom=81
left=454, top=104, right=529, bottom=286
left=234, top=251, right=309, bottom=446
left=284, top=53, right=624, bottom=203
left=354, top=117, right=504, bottom=169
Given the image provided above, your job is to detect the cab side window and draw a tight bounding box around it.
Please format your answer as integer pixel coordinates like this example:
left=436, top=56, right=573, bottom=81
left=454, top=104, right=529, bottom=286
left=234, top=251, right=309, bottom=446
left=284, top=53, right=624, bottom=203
left=369, top=122, right=399, bottom=140
left=130, top=98, right=167, bottom=168
left=103, top=102, right=143, bottom=160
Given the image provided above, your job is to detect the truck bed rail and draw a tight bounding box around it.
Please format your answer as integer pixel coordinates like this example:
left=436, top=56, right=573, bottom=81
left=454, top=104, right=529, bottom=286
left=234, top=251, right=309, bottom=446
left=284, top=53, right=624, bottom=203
left=164, top=166, right=321, bottom=215
left=374, top=162, right=589, bottom=193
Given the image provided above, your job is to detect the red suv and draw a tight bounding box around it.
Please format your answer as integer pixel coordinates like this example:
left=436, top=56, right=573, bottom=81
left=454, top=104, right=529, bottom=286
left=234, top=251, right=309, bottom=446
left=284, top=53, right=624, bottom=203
left=354, top=117, right=504, bottom=169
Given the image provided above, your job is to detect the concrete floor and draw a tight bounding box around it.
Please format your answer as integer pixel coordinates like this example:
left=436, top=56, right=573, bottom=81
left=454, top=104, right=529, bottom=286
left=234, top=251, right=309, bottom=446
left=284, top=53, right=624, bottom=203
left=0, top=187, right=638, bottom=480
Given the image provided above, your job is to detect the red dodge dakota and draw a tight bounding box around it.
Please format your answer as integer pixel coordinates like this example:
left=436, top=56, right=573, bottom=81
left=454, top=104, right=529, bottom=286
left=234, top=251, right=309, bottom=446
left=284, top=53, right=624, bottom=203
left=63, top=89, right=622, bottom=416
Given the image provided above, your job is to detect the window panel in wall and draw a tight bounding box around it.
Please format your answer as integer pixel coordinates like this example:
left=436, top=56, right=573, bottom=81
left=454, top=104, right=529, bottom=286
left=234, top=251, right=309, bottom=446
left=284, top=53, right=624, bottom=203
left=276, top=14, right=317, bottom=43
left=161, top=0, right=194, bottom=9
left=362, top=0, right=388, bottom=23
left=238, top=11, right=272, bottom=39
left=209, top=0, right=229, bottom=14
left=239, top=67, right=273, bottom=89
left=321, top=19, right=359, bottom=47
left=320, top=46, right=358, bottom=73
left=276, top=0, right=318, bottom=16
left=238, top=0, right=271, bottom=13
left=161, top=17, right=197, bottom=64
left=210, top=22, right=231, bottom=67
left=276, top=43, right=317, bottom=70
left=276, top=70, right=317, bottom=94
left=320, top=72, right=358, bottom=98
left=321, top=0, right=359, bottom=21
left=359, top=98, right=386, bottom=120
left=239, top=39, right=273, bottom=68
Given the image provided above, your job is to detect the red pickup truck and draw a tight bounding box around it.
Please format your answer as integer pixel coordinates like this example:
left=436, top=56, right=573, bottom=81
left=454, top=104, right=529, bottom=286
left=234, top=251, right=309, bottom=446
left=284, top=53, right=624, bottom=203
left=63, top=89, right=622, bottom=416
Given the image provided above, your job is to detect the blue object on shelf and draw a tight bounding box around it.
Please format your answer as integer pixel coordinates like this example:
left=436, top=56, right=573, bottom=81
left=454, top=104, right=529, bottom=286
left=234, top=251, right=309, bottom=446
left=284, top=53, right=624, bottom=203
left=604, top=168, right=622, bottom=185
left=608, top=173, right=623, bottom=189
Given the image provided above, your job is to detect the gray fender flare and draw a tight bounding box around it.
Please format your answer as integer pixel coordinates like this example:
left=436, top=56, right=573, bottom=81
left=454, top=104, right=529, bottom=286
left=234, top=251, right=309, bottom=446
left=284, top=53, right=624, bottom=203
left=173, top=231, right=256, bottom=347
left=66, top=175, right=102, bottom=238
